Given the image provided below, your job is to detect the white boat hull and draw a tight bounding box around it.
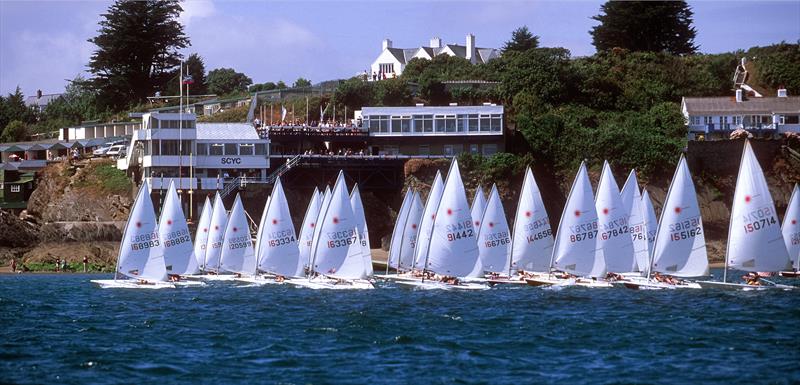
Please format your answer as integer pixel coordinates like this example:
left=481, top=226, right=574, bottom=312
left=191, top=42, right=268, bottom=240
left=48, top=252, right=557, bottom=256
left=194, top=274, right=238, bottom=281
left=696, top=280, right=795, bottom=291
left=172, top=280, right=206, bottom=287
left=234, top=276, right=287, bottom=285
left=394, top=279, right=489, bottom=291
left=289, top=277, right=375, bottom=290
left=91, top=279, right=175, bottom=289
left=525, top=276, right=613, bottom=288
left=623, top=280, right=702, bottom=290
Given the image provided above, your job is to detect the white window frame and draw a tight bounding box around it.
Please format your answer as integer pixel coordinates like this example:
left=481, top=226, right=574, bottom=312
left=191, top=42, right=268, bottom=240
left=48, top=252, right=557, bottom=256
left=10, top=185, right=21, bottom=193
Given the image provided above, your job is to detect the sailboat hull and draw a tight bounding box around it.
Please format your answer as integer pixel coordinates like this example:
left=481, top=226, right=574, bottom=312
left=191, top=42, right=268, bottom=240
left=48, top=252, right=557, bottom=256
left=394, top=279, right=489, bottom=290
left=194, top=274, right=238, bottom=281
left=696, top=280, right=795, bottom=290
left=91, top=279, right=175, bottom=289
left=289, top=277, right=375, bottom=290
left=234, top=276, right=288, bottom=285
left=525, top=277, right=613, bottom=288
left=623, top=281, right=701, bottom=290
left=779, top=271, right=800, bottom=278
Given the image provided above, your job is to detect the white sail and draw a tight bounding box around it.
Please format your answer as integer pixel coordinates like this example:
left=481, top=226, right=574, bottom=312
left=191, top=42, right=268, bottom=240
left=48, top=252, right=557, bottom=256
left=471, top=187, right=486, bottom=228
left=727, top=140, right=790, bottom=272
left=117, top=181, right=167, bottom=281
left=424, top=159, right=479, bottom=277
left=466, top=186, right=487, bottom=277
left=596, top=161, right=635, bottom=273
left=203, top=192, right=228, bottom=272
left=388, top=189, right=413, bottom=270
left=510, top=167, right=554, bottom=272
left=642, top=189, right=658, bottom=264
left=296, top=188, right=321, bottom=277
left=158, top=181, right=197, bottom=275
left=413, top=171, right=445, bottom=269
left=193, top=197, right=213, bottom=271
left=620, top=170, right=648, bottom=272
left=401, top=192, right=424, bottom=270
left=220, top=194, right=256, bottom=275
left=552, top=162, right=603, bottom=277
left=256, top=178, right=299, bottom=277
left=310, top=171, right=364, bottom=279
left=783, top=184, right=800, bottom=270
left=350, top=185, right=373, bottom=277
left=476, top=184, right=511, bottom=274
left=651, top=155, right=709, bottom=277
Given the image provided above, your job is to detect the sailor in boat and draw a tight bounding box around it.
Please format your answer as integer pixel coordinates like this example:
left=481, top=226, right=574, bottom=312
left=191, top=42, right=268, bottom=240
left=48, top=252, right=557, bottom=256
left=168, top=274, right=182, bottom=282
left=743, top=272, right=762, bottom=286
left=605, top=272, right=624, bottom=282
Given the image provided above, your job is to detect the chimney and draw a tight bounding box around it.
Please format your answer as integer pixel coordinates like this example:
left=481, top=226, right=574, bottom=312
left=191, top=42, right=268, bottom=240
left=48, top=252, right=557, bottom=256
left=735, top=89, right=744, bottom=103
left=382, top=38, right=392, bottom=51
left=36, top=89, right=42, bottom=99
left=778, top=87, right=788, bottom=97
left=466, top=33, right=476, bottom=64
left=430, top=37, right=442, bottom=49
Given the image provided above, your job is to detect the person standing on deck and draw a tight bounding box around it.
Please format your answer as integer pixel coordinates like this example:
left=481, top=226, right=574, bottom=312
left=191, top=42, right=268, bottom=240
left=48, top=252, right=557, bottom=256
left=83, top=256, right=88, bottom=272
left=55, top=257, right=60, bottom=272
left=11, top=258, right=16, bottom=273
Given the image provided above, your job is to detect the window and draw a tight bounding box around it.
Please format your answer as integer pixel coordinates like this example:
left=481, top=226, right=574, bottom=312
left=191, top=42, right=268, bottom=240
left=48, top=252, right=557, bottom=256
left=224, top=143, right=237, bottom=155
left=691, top=116, right=701, bottom=125
left=382, top=145, right=399, bottom=155
left=255, top=143, right=268, bottom=155
left=435, top=115, right=456, bottom=132
left=470, top=144, right=479, bottom=154
left=778, top=115, right=785, bottom=125
left=479, top=114, right=491, bottom=132
left=490, top=114, right=502, bottom=131
left=413, top=115, right=433, bottom=133
left=719, top=116, right=729, bottom=124
left=786, top=115, right=799, bottom=124
left=196, top=143, right=208, bottom=156
left=379, top=63, right=394, bottom=74
left=161, top=140, right=179, bottom=155
left=367, top=115, right=389, bottom=133
left=732, top=116, right=742, bottom=125
left=419, top=145, right=430, bottom=155
left=443, top=145, right=454, bottom=156
left=390, top=116, right=410, bottom=133
left=210, top=144, right=224, bottom=156
left=239, top=144, right=254, bottom=155
left=482, top=144, right=498, bottom=156
left=467, top=114, right=479, bottom=132
left=11, top=185, right=20, bottom=193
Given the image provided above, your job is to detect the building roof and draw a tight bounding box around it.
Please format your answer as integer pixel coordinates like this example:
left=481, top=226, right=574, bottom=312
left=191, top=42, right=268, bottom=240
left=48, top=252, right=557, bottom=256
left=381, top=41, right=500, bottom=66
left=361, top=105, right=503, bottom=116
left=24, top=93, right=62, bottom=108
left=683, top=96, right=800, bottom=114
left=196, top=123, right=261, bottom=141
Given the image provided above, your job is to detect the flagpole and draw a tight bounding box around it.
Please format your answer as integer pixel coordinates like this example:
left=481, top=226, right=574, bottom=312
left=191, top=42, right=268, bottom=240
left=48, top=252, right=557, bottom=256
left=179, top=60, right=183, bottom=197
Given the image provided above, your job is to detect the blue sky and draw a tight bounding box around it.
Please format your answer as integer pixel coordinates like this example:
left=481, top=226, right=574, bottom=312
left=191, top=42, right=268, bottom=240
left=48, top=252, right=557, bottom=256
left=1, top=1, right=798, bottom=97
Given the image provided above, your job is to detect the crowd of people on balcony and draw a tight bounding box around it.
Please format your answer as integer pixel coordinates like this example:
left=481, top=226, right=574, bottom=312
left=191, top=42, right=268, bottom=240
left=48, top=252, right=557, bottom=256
left=255, top=119, right=367, bottom=136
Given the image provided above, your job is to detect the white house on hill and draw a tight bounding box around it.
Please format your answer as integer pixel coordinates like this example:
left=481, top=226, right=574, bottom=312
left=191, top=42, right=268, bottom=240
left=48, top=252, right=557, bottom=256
left=369, top=34, right=500, bottom=81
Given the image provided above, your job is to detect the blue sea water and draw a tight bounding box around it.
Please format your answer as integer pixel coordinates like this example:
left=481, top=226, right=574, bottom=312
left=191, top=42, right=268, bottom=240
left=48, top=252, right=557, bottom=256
left=1, top=271, right=799, bottom=385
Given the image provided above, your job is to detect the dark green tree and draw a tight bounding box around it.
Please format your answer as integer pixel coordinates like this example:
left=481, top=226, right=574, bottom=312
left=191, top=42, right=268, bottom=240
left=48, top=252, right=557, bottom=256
left=276, top=81, right=288, bottom=89
left=250, top=82, right=277, bottom=92
left=1, top=120, right=27, bottom=143
left=591, top=1, right=698, bottom=55
left=0, top=87, right=35, bottom=131
left=333, top=77, right=376, bottom=112
left=374, top=78, right=412, bottom=106
left=293, top=78, right=312, bottom=88
left=503, top=26, right=540, bottom=53
left=87, top=0, right=189, bottom=109
left=40, top=76, right=100, bottom=126
left=206, top=68, right=252, bottom=96
left=184, top=53, right=208, bottom=95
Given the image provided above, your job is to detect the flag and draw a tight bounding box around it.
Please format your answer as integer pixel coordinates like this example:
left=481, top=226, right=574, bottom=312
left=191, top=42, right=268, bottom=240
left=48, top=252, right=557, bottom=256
left=281, top=106, right=287, bottom=121
left=182, top=75, right=194, bottom=85
left=320, top=104, right=325, bottom=122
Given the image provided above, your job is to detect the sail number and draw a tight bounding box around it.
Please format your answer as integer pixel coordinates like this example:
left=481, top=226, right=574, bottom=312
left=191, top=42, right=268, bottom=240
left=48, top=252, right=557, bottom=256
left=163, top=229, right=190, bottom=247
left=446, top=220, right=475, bottom=242
left=790, top=232, right=800, bottom=245
left=527, top=229, right=552, bottom=243
left=743, top=216, right=777, bottom=233
left=328, top=235, right=357, bottom=248
left=670, top=227, right=702, bottom=241
left=484, top=230, right=510, bottom=247
left=570, top=231, right=597, bottom=242
left=131, top=232, right=160, bottom=251
left=447, top=229, right=475, bottom=242
left=269, top=236, right=296, bottom=247
left=629, top=224, right=645, bottom=241
left=228, top=235, right=252, bottom=250
left=600, top=226, right=629, bottom=240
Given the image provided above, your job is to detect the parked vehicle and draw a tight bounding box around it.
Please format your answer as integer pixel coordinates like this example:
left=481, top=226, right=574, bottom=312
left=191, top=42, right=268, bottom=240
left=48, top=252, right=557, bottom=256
left=106, top=145, right=127, bottom=158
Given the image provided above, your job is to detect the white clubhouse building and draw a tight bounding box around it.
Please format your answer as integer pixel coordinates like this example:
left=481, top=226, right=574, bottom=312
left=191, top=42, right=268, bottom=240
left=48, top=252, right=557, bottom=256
left=120, top=112, right=269, bottom=190
left=369, top=34, right=500, bottom=80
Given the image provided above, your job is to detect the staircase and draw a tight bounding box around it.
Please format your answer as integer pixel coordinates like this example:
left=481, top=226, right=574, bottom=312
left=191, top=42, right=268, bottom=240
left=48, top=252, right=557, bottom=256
left=266, top=154, right=302, bottom=184
left=218, top=155, right=303, bottom=199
